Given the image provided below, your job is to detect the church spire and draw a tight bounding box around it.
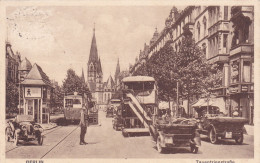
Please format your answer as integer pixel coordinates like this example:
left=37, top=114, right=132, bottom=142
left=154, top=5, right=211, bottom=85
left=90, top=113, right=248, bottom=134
left=81, top=68, right=85, bottom=83
left=88, top=24, right=98, bottom=64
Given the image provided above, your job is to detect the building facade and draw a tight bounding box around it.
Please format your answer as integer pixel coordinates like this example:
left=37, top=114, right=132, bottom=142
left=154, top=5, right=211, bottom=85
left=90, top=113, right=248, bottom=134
left=129, top=6, right=254, bottom=124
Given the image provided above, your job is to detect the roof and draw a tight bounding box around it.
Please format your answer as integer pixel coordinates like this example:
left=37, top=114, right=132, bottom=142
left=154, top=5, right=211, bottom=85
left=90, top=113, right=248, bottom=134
left=21, top=63, right=52, bottom=86
left=104, top=75, right=115, bottom=89
left=19, top=57, right=32, bottom=71
left=122, top=76, right=155, bottom=82
left=88, top=28, right=99, bottom=64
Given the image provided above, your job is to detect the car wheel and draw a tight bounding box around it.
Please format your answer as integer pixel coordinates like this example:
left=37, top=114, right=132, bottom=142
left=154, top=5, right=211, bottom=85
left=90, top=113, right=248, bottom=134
left=38, top=134, right=43, bottom=145
left=190, top=144, right=198, bottom=154
left=13, top=131, right=19, bottom=146
left=235, top=132, right=243, bottom=145
left=156, top=136, right=165, bottom=153
left=209, top=127, right=218, bottom=144
left=5, top=127, right=11, bottom=142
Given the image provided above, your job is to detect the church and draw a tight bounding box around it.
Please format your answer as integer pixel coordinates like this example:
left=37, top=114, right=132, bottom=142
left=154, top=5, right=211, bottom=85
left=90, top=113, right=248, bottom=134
left=86, top=27, right=121, bottom=110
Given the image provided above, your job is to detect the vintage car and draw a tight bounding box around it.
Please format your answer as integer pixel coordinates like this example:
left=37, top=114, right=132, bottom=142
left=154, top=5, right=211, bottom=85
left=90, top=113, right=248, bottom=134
left=150, top=117, right=201, bottom=153
left=106, top=106, right=114, bottom=118
left=5, top=115, right=44, bottom=146
left=195, top=106, right=248, bottom=144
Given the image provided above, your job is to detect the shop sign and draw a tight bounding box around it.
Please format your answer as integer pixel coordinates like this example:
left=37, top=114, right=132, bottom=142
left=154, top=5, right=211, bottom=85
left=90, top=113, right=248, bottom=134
left=241, top=85, right=248, bottom=92
left=229, top=86, right=239, bottom=93
left=25, top=87, right=41, bottom=98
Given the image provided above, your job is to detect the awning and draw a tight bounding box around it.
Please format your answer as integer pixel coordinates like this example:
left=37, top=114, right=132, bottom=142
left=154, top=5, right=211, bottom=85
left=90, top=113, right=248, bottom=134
left=192, top=98, right=207, bottom=107
left=122, top=76, right=155, bottom=82
left=192, top=97, right=226, bottom=113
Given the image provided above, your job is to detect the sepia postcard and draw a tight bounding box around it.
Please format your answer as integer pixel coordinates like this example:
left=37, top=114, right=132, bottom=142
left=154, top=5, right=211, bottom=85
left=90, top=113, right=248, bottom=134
left=0, top=0, right=259, bottom=163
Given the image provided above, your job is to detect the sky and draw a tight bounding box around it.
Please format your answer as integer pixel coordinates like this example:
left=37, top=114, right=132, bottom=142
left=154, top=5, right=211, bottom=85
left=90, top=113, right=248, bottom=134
left=6, top=6, right=182, bottom=85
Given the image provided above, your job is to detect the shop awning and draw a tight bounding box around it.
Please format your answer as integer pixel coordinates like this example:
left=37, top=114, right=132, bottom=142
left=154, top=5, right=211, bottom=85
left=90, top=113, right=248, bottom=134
left=192, top=98, right=207, bottom=107
left=192, top=97, right=226, bottom=113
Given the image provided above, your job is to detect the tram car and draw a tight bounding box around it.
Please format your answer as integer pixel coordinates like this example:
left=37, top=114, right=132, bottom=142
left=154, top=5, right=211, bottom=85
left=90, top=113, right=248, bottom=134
left=63, top=92, right=98, bottom=125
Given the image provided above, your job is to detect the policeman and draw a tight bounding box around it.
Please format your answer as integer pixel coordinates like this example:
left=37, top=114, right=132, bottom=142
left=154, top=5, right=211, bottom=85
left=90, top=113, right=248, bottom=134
left=79, top=104, right=88, bottom=145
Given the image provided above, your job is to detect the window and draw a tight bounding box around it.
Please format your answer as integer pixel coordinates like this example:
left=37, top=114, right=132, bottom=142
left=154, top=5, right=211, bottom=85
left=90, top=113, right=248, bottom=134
left=197, top=22, right=201, bottom=41
left=243, top=61, right=251, bottom=82
left=231, top=61, right=239, bottom=83
left=223, top=34, right=228, bottom=48
left=223, top=34, right=228, bottom=53
left=224, top=6, right=228, bottom=20
left=104, top=94, right=106, bottom=101
left=251, top=62, right=254, bottom=82
left=203, top=17, right=207, bottom=37
left=202, top=43, right=207, bottom=56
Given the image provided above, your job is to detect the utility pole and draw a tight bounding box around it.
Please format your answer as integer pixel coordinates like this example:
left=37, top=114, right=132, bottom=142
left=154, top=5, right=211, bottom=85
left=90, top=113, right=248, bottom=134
left=176, top=80, right=179, bottom=117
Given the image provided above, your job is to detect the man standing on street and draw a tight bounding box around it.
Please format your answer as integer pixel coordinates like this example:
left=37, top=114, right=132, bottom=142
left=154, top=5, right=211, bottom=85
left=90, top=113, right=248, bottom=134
left=79, top=104, right=88, bottom=145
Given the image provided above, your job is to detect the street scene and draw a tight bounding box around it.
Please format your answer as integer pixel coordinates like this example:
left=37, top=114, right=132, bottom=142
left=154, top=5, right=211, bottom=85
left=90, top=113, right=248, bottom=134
left=5, top=5, right=254, bottom=159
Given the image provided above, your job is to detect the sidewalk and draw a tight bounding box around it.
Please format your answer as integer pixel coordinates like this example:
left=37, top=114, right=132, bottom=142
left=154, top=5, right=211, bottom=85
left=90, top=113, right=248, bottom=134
left=40, top=122, right=58, bottom=131
left=244, top=125, right=254, bottom=136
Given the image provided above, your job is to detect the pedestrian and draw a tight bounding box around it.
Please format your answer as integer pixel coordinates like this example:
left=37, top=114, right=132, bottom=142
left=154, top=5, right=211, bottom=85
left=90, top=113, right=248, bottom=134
left=79, top=104, right=88, bottom=145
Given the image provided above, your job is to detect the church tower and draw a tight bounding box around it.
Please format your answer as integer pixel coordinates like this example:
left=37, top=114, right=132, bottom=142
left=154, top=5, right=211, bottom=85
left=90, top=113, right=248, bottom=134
left=87, top=26, right=103, bottom=104
left=114, top=58, right=120, bottom=89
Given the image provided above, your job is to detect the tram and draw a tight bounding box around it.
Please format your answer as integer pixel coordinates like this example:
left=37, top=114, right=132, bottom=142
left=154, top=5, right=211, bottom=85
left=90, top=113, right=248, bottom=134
left=63, top=92, right=98, bottom=125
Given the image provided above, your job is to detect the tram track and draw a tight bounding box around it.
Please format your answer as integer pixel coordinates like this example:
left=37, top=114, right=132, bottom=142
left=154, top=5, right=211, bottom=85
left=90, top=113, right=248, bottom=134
left=5, top=126, right=64, bottom=153
left=40, top=126, right=78, bottom=158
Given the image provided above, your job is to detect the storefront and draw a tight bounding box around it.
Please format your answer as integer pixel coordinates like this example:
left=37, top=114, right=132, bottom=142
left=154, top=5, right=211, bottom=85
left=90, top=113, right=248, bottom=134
left=21, top=64, right=53, bottom=124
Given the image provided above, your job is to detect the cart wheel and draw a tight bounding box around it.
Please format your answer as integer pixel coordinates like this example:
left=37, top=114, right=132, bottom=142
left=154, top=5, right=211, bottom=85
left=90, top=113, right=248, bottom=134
left=38, top=134, right=43, bottom=145
left=156, top=136, right=165, bottom=153
left=209, top=128, right=218, bottom=144
left=190, top=144, right=198, bottom=154
left=235, top=133, right=243, bottom=145
left=13, top=131, right=19, bottom=146
left=5, top=127, right=11, bottom=142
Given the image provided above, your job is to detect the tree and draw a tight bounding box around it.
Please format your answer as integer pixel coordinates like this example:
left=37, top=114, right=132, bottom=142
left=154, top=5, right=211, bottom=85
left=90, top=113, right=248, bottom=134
left=62, top=68, right=91, bottom=98
left=6, top=82, right=19, bottom=114
left=134, top=41, right=178, bottom=102
left=50, top=85, right=64, bottom=110
left=174, top=36, right=212, bottom=115
left=134, top=34, right=218, bottom=116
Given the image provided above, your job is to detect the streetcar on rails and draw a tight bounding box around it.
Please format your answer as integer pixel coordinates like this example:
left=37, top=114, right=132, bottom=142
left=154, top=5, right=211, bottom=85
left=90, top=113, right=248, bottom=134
left=63, top=92, right=98, bottom=125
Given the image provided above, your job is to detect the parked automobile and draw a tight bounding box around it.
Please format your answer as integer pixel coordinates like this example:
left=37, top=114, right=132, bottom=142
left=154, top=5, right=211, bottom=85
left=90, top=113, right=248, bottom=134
left=5, top=115, right=44, bottom=146
left=195, top=106, right=248, bottom=144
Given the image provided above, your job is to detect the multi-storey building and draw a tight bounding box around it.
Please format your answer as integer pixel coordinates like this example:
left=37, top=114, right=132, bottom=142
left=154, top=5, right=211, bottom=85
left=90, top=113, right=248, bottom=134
left=6, top=41, right=21, bottom=84
left=129, top=6, right=254, bottom=124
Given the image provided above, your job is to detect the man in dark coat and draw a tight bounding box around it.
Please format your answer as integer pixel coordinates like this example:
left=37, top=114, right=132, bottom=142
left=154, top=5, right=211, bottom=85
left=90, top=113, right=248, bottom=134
left=79, top=104, right=88, bottom=145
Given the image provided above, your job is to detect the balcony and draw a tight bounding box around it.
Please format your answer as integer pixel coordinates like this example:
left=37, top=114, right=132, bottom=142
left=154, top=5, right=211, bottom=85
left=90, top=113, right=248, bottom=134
left=208, top=21, right=230, bottom=38
left=230, top=44, right=253, bottom=57
left=208, top=54, right=229, bottom=64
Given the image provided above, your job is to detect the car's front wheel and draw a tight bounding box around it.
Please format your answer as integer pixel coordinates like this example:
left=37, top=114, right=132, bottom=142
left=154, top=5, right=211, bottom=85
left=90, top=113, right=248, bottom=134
left=209, top=127, right=218, bottom=144
left=156, top=136, right=165, bottom=153
left=13, top=131, right=19, bottom=146
left=38, top=134, right=43, bottom=145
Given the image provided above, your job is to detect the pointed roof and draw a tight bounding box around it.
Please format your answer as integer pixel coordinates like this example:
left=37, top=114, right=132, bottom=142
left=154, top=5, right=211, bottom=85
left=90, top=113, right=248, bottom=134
left=88, top=26, right=99, bottom=64
left=97, top=57, right=103, bottom=74
left=104, top=75, right=115, bottom=89
left=21, top=63, right=52, bottom=86
left=19, top=57, right=32, bottom=71
left=81, top=68, right=85, bottom=83
left=115, top=58, right=120, bottom=77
